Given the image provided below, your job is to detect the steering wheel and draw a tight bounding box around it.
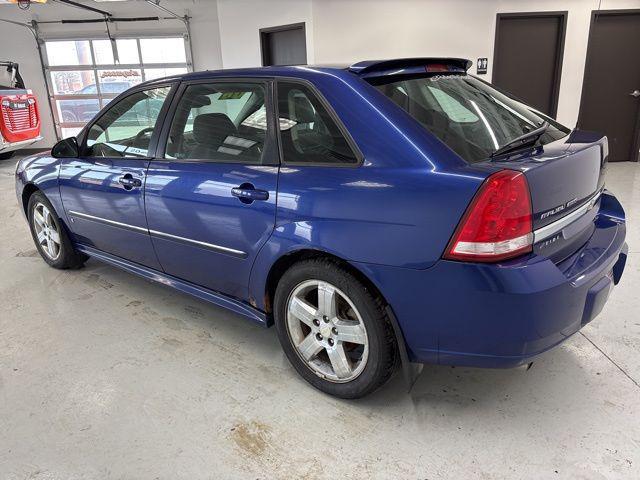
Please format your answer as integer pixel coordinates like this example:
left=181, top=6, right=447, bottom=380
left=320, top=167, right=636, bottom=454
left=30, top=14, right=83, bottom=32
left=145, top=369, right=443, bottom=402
left=132, top=127, right=155, bottom=148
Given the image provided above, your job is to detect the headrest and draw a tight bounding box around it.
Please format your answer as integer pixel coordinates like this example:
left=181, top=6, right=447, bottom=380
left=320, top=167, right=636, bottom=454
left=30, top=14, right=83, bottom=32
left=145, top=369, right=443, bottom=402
left=290, top=95, right=316, bottom=124
left=193, top=113, right=236, bottom=146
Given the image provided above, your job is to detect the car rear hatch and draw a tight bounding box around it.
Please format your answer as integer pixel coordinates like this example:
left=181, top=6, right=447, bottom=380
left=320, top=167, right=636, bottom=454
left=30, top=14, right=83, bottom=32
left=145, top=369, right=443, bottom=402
left=354, top=58, right=609, bottom=264
left=489, top=130, right=607, bottom=263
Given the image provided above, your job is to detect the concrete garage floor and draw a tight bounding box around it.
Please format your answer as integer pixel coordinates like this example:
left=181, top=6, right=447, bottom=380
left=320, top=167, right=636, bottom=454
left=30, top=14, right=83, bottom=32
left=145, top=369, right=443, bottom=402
left=0, top=155, right=639, bottom=480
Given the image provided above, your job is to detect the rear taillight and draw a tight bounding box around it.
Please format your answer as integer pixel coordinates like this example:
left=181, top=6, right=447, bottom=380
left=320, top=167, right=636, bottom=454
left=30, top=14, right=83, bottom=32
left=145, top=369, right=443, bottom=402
left=444, top=170, right=533, bottom=262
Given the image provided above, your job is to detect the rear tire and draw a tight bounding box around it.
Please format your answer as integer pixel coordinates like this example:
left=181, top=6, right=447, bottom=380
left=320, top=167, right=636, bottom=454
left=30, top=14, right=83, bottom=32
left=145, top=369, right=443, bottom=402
left=274, top=259, right=397, bottom=399
left=0, top=151, right=15, bottom=160
left=27, top=191, right=87, bottom=269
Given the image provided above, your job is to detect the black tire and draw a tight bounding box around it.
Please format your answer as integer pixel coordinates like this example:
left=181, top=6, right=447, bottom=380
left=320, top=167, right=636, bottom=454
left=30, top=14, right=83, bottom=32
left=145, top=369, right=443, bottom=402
left=0, top=151, right=15, bottom=160
left=274, top=259, right=397, bottom=399
left=27, top=191, right=87, bottom=269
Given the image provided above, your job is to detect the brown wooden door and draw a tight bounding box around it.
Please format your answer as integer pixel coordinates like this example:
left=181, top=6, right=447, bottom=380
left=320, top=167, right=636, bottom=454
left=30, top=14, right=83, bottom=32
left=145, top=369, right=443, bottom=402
left=578, top=10, right=640, bottom=162
left=493, top=12, right=567, bottom=117
left=260, top=23, right=307, bottom=67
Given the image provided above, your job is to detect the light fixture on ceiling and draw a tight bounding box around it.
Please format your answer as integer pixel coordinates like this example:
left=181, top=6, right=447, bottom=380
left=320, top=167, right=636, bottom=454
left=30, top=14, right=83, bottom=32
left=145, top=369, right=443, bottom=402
left=0, top=0, right=48, bottom=7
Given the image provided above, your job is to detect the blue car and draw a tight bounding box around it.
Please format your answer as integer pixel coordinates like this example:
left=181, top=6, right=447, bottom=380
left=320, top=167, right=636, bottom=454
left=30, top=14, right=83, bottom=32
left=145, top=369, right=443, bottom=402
left=15, top=58, right=628, bottom=398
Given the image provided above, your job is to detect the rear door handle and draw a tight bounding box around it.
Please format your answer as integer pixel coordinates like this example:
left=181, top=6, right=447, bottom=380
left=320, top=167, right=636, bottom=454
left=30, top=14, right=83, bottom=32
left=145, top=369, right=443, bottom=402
left=118, top=174, right=142, bottom=190
left=231, top=183, right=269, bottom=203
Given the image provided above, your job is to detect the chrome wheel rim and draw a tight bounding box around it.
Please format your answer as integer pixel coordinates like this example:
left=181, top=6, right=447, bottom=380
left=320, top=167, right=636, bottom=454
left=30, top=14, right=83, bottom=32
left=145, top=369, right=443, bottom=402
left=286, top=280, right=369, bottom=383
left=33, top=203, right=61, bottom=260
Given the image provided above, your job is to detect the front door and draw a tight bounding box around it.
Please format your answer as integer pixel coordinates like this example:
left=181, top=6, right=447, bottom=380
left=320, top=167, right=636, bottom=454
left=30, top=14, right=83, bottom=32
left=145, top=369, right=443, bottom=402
left=145, top=80, right=278, bottom=301
left=59, top=84, right=174, bottom=268
left=578, top=10, right=640, bottom=162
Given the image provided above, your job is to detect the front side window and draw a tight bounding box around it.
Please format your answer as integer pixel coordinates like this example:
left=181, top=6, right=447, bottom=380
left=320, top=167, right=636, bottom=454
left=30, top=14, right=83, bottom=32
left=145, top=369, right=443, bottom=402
left=371, top=74, right=569, bottom=163
left=165, top=82, right=267, bottom=163
left=85, top=86, right=171, bottom=158
left=277, top=82, right=358, bottom=165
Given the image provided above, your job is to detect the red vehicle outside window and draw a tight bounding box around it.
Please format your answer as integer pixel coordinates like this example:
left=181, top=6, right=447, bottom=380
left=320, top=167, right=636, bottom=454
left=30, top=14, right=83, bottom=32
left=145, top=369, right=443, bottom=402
left=0, top=61, right=42, bottom=160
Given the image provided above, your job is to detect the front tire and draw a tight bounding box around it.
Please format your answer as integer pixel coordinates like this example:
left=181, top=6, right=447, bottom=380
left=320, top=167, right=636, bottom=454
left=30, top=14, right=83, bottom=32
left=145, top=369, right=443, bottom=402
left=274, top=259, right=397, bottom=399
left=0, top=151, right=15, bottom=160
left=27, top=191, right=86, bottom=269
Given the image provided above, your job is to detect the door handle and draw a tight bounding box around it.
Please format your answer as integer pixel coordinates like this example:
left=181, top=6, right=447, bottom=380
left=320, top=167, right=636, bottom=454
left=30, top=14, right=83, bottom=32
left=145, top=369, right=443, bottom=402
left=631, top=90, right=640, bottom=98
left=231, top=183, right=269, bottom=204
left=118, top=174, right=142, bottom=190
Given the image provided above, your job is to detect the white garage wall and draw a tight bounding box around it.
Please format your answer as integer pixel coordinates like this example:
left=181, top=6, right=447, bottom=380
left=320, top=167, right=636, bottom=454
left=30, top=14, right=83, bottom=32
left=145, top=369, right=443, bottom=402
left=311, top=0, right=496, bottom=70
left=216, top=0, right=314, bottom=68
left=2, top=0, right=640, bottom=148
left=0, top=17, right=57, bottom=148
left=310, top=0, right=640, bottom=128
left=0, top=0, right=223, bottom=148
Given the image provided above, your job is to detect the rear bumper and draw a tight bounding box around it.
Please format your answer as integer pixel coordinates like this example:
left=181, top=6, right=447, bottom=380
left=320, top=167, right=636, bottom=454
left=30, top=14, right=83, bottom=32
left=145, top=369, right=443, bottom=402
left=354, top=192, right=627, bottom=367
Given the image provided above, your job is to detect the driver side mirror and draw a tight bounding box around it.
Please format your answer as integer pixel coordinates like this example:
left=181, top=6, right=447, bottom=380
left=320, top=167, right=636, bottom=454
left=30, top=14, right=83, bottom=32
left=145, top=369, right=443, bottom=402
left=51, top=137, right=79, bottom=158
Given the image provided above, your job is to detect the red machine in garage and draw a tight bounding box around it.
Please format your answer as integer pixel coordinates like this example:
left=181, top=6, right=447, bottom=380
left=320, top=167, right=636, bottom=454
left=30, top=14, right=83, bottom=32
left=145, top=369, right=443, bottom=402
left=0, top=61, right=42, bottom=160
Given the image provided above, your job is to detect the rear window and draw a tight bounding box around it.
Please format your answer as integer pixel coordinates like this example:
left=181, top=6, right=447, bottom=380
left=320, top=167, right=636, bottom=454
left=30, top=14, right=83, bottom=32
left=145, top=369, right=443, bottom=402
left=370, top=74, right=569, bottom=163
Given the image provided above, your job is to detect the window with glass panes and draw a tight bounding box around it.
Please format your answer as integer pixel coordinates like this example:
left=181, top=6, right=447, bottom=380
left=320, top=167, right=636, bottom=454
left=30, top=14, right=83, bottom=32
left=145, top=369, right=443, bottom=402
left=44, top=37, right=190, bottom=139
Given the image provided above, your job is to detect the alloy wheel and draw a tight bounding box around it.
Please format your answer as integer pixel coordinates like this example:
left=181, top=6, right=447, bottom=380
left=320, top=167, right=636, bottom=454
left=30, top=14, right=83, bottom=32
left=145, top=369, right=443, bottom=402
left=286, top=280, right=369, bottom=383
left=33, top=203, right=61, bottom=260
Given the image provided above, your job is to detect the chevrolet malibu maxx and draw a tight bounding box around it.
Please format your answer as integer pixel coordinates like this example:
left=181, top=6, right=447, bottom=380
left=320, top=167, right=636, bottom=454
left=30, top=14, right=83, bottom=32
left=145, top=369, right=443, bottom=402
left=15, top=58, right=628, bottom=398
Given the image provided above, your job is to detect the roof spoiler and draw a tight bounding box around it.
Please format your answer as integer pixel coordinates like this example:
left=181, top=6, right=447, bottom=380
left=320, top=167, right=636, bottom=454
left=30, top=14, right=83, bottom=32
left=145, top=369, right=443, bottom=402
left=348, top=57, right=472, bottom=78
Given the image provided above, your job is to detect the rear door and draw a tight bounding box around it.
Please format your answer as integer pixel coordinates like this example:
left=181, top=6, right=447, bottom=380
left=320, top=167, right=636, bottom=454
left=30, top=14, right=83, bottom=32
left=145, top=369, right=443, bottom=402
left=59, top=83, right=174, bottom=269
left=144, top=79, right=279, bottom=300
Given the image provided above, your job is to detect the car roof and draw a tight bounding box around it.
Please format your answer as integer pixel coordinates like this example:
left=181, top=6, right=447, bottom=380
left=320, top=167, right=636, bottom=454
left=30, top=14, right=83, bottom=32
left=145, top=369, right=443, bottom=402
left=139, top=58, right=472, bottom=87
left=143, top=64, right=349, bottom=85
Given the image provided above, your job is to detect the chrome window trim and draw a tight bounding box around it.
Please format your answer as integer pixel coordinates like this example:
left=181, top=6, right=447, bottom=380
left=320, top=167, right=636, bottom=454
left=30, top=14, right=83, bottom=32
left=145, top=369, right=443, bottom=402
left=67, top=210, right=246, bottom=258
left=533, top=190, right=603, bottom=243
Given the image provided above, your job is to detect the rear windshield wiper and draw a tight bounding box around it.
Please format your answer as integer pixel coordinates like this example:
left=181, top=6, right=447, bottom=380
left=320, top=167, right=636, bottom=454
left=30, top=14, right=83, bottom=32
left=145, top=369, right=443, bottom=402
left=490, top=121, right=549, bottom=158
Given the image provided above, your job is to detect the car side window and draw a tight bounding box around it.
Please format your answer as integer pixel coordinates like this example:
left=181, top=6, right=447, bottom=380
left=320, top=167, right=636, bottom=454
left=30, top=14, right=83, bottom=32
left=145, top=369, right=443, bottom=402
left=276, top=82, right=358, bottom=165
left=164, top=82, right=267, bottom=164
left=85, top=86, right=171, bottom=158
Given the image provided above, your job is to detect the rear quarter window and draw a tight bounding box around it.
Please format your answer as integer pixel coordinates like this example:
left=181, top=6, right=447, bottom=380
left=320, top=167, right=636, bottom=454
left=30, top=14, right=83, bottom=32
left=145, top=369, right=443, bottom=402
left=276, top=81, right=359, bottom=165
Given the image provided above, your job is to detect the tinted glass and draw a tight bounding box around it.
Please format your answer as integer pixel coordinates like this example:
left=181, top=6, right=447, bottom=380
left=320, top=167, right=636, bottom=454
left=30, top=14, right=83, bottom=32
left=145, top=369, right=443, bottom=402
left=277, top=82, right=358, bottom=164
left=92, top=39, right=139, bottom=65
left=45, top=40, right=92, bottom=66
left=98, top=70, right=143, bottom=93
left=46, top=37, right=187, bottom=140
left=371, top=74, right=569, bottom=163
left=85, top=86, right=171, bottom=158
left=165, top=82, right=267, bottom=163
left=56, top=99, right=100, bottom=123
left=140, top=38, right=186, bottom=63
left=50, top=71, right=96, bottom=95
left=144, top=67, right=188, bottom=81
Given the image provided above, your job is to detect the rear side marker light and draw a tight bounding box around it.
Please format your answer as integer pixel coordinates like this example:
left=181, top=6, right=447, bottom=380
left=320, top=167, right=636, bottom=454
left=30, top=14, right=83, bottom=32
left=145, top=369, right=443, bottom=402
left=444, top=169, right=533, bottom=263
